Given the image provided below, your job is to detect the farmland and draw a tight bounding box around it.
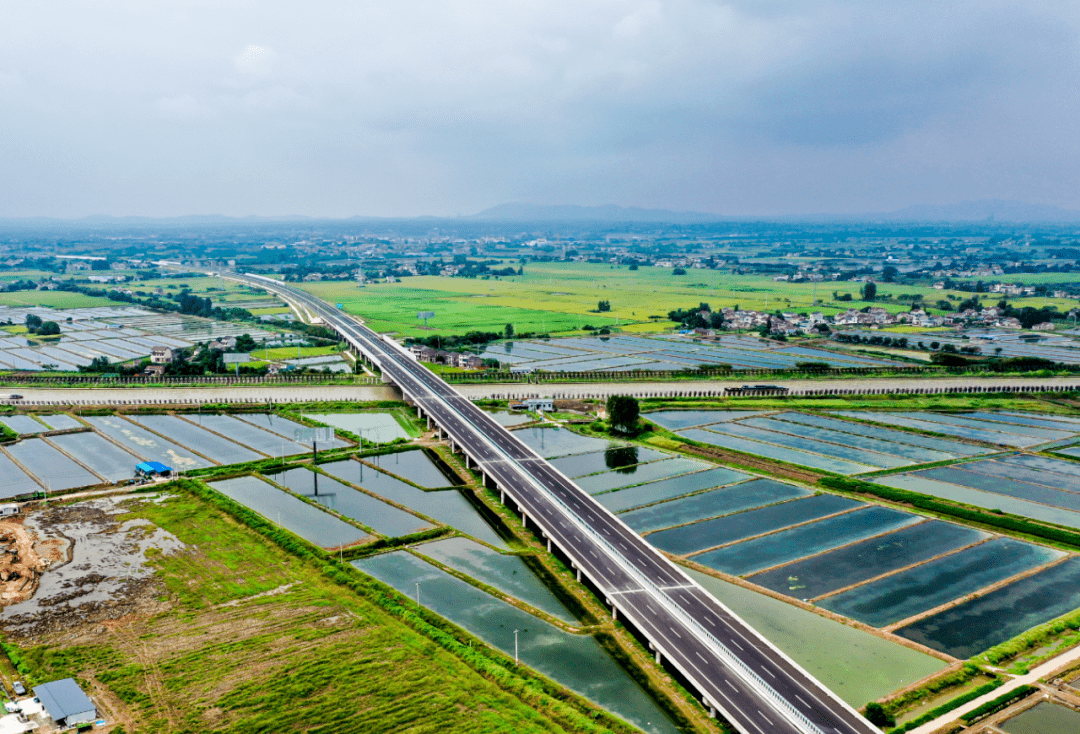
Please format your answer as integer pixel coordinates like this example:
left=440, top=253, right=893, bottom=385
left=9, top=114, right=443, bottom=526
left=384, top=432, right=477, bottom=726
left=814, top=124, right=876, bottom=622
left=296, top=262, right=1080, bottom=339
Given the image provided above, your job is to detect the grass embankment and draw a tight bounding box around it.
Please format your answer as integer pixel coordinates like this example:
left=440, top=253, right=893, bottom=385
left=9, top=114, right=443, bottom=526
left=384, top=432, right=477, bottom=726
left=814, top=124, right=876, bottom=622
left=6, top=488, right=637, bottom=734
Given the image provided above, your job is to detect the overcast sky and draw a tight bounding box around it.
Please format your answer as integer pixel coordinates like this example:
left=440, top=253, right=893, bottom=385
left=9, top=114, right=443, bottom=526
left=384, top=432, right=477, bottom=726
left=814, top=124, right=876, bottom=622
left=1, top=1, right=1077, bottom=218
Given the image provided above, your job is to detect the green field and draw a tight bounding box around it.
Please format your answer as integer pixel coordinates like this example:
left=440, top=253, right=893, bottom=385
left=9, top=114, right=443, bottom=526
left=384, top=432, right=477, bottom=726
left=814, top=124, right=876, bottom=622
left=13, top=492, right=617, bottom=734
left=297, top=263, right=1080, bottom=338
left=0, top=290, right=117, bottom=309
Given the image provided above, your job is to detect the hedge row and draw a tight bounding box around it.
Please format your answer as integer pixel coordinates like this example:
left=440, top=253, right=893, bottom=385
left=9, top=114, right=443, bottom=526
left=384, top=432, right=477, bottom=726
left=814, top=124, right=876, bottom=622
left=820, top=477, right=1080, bottom=549
left=887, top=680, right=1003, bottom=733
left=176, top=478, right=635, bottom=734
left=960, top=685, right=1038, bottom=724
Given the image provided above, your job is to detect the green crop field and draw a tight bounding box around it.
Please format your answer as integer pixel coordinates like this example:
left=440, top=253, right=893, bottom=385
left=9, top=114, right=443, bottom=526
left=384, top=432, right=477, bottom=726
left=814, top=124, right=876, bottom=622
left=297, top=262, right=1080, bottom=338
left=12, top=492, right=607, bottom=734
left=0, top=290, right=116, bottom=309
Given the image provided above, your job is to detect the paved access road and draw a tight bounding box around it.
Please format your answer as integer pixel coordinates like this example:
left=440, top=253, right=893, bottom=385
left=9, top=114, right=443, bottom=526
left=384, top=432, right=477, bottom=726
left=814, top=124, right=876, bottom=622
left=237, top=272, right=878, bottom=734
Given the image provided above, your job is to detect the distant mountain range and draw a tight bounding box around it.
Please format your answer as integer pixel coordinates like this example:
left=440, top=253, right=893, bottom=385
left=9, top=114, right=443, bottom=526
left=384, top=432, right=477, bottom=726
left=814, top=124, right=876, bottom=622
left=876, top=199, right=1080, bottom=223
left=469, top=203, right=723, bottom=223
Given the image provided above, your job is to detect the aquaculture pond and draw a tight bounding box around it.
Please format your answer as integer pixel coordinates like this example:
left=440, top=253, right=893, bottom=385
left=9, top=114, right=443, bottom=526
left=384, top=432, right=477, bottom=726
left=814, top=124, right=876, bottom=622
left=795, top=413, right=991, bottom=455
left=416, top=537, right=577, bottom=623
left=677, top=428, right=873, bottom=474
left=951, top=456, right=1080, bottom=493
left=48, top=431, right=141, bottom=483
left=85, top=415, right=212, bottom=470
left=6, top=439, right=100, bottom=490
left=595, top=466, right=750, bottom=513
left=189, top=413, right=309, bottom=456
left=549, top=446, right=668, bottom=478
left=619, top=479, right=810, bottom=533
left=511, top=426, right=617, bottom=458
left=266, top=467, right=433, bottom=538
left=0, top=415, right=46, bottom=435
left=900, top=411, right=1073, bottom=441
left=690, top=506, right=921, bottom=576
left=878, top=474, right=1080, bottom=530
left=0, top=452, right=40, bottom=498
left=1001, top=701, right=1080, bottom=734
left=128, top=414, right=263, bottom=464
left=303, top=412, right=409, bottom=442
left=320, top=459, right=506, bottom=548
left=819, top=538, right=1063, bottom=628
left=831, top=412, right=1046, bottom=447
left=642, top=410, right=766, bottom=430
left=914, top=466, right=1080, bottom=513
left=684, top=569, right=947, bottom=706
left=707, top=421, right=910, bottom=469
left=482, top=410, right=534, bottom=427
left=896, top=557, right=1080, bottom=659
left=647, top=494, right=860, bottom=556
left=36, top=414, right=83, bottom=431
left=235, top=412, right=351, bottom=449
left=373, top=448, right=458, bottom=488
left=209, top=475, right=371, bottom=549
left=749, top=415, right=956, bottom=463
left=355, top=551, right=678, bottom=734
left=576, top=458, right=710, bottom=494
left=748, top=521, right=988, bottom=600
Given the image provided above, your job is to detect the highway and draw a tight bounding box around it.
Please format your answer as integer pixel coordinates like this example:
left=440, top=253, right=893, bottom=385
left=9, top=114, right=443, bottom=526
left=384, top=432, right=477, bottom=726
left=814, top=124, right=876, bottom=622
left=237, top=273, right=878, bottom=734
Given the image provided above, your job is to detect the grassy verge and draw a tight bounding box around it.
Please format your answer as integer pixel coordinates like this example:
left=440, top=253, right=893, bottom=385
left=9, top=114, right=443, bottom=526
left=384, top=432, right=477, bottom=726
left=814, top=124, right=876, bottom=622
left=976, top=607, right=1080, bottom=673
left=886, top=679, right=1004, bottom=733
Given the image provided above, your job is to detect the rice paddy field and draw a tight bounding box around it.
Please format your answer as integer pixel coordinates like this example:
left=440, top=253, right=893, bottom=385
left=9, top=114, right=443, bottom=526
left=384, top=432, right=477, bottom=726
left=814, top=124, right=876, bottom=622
left=294, top=261, right=1080, bottom=339
left=0, top=304, right=277, bottom=370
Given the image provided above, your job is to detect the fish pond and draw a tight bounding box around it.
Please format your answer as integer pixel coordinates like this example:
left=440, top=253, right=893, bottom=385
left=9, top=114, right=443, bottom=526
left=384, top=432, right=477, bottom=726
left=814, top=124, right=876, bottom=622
left=619, top=478, right=810, bottom=533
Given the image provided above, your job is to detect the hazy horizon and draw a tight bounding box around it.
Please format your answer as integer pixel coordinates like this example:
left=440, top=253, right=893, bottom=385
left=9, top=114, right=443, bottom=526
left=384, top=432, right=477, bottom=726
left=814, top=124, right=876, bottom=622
left=2, top=2, right=1077, bottom=219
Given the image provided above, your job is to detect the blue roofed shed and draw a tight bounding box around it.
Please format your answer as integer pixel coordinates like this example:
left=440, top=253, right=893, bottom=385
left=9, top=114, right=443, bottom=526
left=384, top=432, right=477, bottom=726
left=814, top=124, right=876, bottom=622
left=33, top=678, right=97, bottom=727
left=135, top=461, right=172, bottom=477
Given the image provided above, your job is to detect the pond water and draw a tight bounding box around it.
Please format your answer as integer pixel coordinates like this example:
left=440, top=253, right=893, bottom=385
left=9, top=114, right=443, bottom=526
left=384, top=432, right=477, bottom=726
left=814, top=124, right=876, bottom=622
left=549, top=446, right=669, bottom=478
left=1000, top=701, right=1080, bottom=734
left=266, top=467, right=433, bottom=538
left=188, top=413, right=309, bottom=456
left=48, top=431, right=141, bottom=483
left=691, top=506, right=921, bottom=576
left=684, top=569, right=947, bottom=706
left=511, top=426, right=617, bottom=458
left=482, top=410, right=534, bottom=427
left=619, top=479, right=810, bottom=533
left=968, top=411, right=1080, bottom=432
left=751, top=416, right=954, bottom=463
left=209, top=475, right=371, bottom=549
left=416, top=537, right=577, bottom=623
left=837, top=412, right=1035, bottom=447
left=642, top=410, right=767, bottom=430
left=234, top=413, right=351, bottom=449
left=6, top=439, right=101, bottom=490
left=354, top=551, right=678, bottom=734
left=303, top=412, right=409, bottom=442
left=373, top=448, right=458, bottom=488
left=85, top=415, right=212, bottom=470
left=0, top=452, right=40, bottom=498
left=577, top=458, right=711, bottom=494
left=677, top=428, right=873, bottom=475
left=320, top=459, right=506, bottom=548
left=647, top=494, right=861, bottom=555
left=0, top=415, right=45, bottom=435
left=896, top=557, right=1080, bottom=659
left=915, top=466, right=1080, bottom=513
left=748, top=521, right=988, bottom=600
left=813, top=413, right=991, bottom=455
left=877, top=475, right=1080, bottom=530
left=820, top=538, right=1063, bottom=628
left=707, top=422, right=910, bottom=469
left=596, top=466, right=750, bottom=513
left=956, top=458, right=1080, bottom=494
left=36, top=414, right=83, bottom=431
left=902, top=411, right=1072, bottom=441
left=128, top=414, right=263, bottom=465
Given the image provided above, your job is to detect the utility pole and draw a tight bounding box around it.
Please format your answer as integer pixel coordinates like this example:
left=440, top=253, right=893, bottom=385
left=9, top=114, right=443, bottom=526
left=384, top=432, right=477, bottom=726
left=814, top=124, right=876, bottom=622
left=514, top=629, right=519, bottom=665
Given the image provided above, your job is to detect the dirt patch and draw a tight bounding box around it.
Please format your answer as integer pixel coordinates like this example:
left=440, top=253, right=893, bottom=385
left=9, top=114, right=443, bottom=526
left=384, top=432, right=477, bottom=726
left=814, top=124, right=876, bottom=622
left=0, top=496, right=184, bottom=640
left=0, top=517, right=54, bottom=606
left=677, top=443, right=825, bottom=484
left=553, top=399, right=596, bottom=414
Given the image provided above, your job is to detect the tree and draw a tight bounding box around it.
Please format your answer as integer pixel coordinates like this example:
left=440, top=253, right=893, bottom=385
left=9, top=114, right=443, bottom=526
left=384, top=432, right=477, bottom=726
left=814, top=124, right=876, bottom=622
left=597, top=300, right=611, bottom=312
left=861, top=282, right=877, bottom=301
left=25, top=314, right=42, bottom=332
left=628, top=262, right=638, bottom=270
left=671, top=267, right=686, bottom=275
left=881, top=265, right=898, bottom=282
left=38, top=321, right=60, bottom=336
left=504, top=323, right=514, bottom=338
left=234, top=333, right=258, bottom=352
left=606, top=395, right=639, bottom=433
left=864, top=703, right=894, bottom=728
left=709, top=312, right=725, bottom=329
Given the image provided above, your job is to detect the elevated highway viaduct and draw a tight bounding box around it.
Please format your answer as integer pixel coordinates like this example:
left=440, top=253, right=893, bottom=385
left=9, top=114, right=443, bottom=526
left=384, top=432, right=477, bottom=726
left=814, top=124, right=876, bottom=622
left=237, top=272, right=879, bottom=734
